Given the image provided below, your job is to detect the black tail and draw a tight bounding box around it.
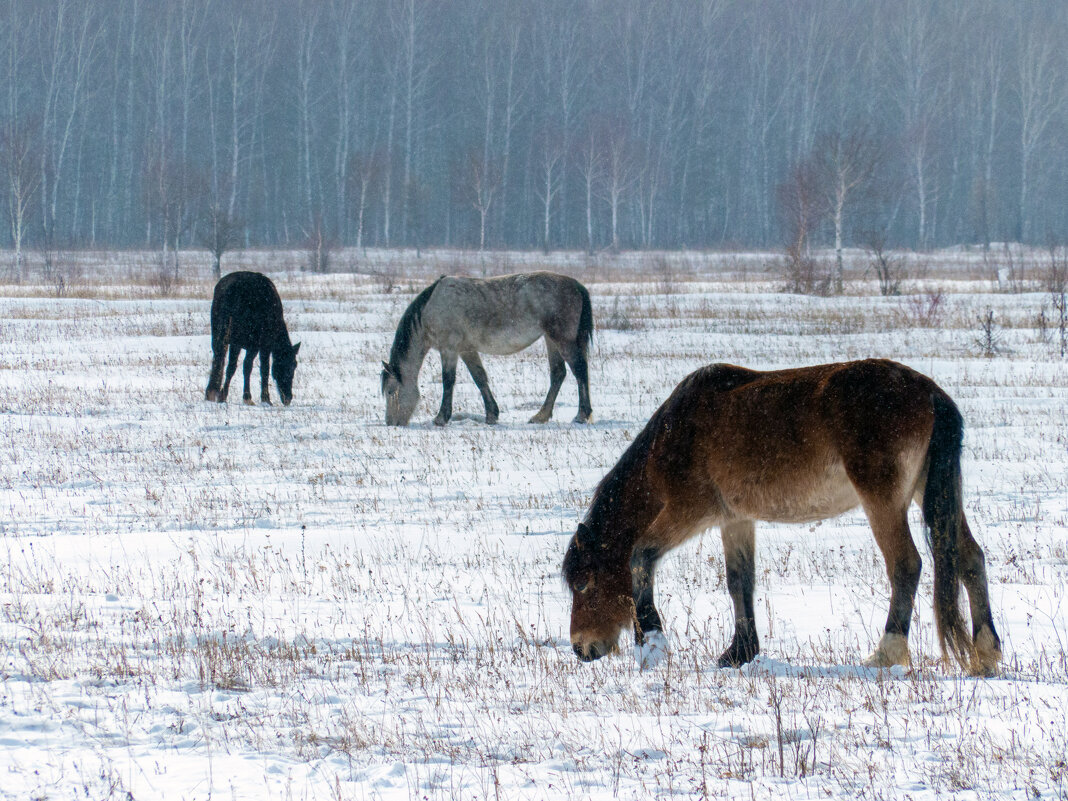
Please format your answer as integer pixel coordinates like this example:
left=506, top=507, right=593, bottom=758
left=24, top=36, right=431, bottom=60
left=576, top=283, right=594, bottom=356
left=922, top=392, right=973, bottom=668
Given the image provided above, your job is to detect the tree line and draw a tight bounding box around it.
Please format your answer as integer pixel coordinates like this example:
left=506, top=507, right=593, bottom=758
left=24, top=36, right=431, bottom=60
left=2, top=0, right=1067, bottom=265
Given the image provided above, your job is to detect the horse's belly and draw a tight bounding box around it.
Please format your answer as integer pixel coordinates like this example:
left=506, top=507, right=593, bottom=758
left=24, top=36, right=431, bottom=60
left=471, top=328, right=543, bottom=355
left=726, top=462, right=861, bottom=524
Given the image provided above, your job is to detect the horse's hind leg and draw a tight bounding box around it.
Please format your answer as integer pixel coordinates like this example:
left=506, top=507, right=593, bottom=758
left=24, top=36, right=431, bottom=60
left=241, top=349, right=257, bottom=404
left=461, top=352, right=499, bottom=425
left=631, top=547, right=667, bottom=668
left=861, top=500, right=921, bottom=668
left=206, top=348, right=226, bottom=401
left=530, top=344, right=566, bottom=423
left=434, top=351, right=458, bottom=426
left=958, top=514, right=1002, bottom=675
left=719, top=520, right=759, bottom=667
left=561, top=342, right=592, bottom=424
left=219, top=344, right=241, bottom=402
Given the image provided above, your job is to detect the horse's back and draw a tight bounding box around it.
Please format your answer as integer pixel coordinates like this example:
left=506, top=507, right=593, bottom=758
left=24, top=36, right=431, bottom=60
left=654, top=360, right=943, bottom=523
left=423, top=272, right=587, bottom=355
left=210, top=271, right=285, bottom=350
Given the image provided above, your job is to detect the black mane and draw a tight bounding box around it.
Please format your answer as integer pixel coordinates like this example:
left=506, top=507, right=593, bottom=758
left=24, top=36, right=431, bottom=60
left=387, top=276, right=443, bottom=373
left=563, top=391, right=672, bottom=586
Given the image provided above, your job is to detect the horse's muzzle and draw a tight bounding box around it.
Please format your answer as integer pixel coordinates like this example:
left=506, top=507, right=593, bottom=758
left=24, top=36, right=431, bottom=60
left=572, top=640, right=611, bottom=662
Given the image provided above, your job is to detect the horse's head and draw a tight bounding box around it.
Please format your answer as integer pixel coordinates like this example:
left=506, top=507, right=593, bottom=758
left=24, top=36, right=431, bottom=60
left=381, top=361, right=420, bottom=426
left=272, top=341, right=300, bottom=405
left=563, top=522, right=633, bottom=662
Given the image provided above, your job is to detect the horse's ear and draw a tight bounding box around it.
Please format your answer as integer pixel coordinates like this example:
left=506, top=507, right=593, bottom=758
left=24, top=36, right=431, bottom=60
left=576, top=523, right=596, bottom=548
left=292, top=342, right=301, bottom=356
left=381, top=360, right=393, bottom=376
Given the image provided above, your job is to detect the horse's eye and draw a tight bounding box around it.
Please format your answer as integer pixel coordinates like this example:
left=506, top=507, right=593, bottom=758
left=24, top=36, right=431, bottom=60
left=575, top=578, right=592, bottom=594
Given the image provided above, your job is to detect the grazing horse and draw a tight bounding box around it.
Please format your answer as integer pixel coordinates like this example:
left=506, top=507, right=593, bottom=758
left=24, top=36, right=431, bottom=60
left=381, top=272, right=593, bottom=426
left=204, top=271, right=300, bottom=406
left=563, top=359, right=1002, bottom=677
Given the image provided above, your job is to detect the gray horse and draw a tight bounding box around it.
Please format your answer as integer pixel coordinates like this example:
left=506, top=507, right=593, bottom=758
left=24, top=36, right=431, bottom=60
left=381, top=272, right=593, bottom=426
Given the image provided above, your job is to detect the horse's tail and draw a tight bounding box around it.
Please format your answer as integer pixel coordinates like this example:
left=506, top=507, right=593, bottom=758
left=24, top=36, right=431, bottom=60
left=576, top=283, right=594, bottom=356
left=921, top=391, right=972, bottom=669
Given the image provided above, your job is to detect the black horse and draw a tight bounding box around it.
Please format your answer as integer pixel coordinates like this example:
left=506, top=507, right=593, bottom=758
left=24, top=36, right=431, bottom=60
left=204, top=272, right=300, bottom=405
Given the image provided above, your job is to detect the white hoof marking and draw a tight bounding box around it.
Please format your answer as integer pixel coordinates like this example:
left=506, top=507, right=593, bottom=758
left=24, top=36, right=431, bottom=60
left=637, top=630, right=669, bottom=670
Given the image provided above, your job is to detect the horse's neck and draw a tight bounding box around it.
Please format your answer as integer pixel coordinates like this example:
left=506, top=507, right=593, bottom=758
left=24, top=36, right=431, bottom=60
left=586, top=464, right=660, bottom=560
left=397, top=338, right=430, bottom=383
left=271, top=324, right=292, bottom=353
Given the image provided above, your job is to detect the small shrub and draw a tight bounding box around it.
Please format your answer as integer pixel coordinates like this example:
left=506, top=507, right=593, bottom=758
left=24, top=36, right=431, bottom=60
left=901, top=288, right=945, bottom=328
left=779, top=252, right=830, bottom=296
left=975, top=308, right=1002, bottom=357
left=603, top=295, right=641, bottom=331
left=864, top=234, right=905, bottom=296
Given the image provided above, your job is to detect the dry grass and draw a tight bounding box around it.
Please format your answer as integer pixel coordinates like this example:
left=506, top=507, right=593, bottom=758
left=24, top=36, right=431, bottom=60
left=0, top=247, right=1066, bottom=799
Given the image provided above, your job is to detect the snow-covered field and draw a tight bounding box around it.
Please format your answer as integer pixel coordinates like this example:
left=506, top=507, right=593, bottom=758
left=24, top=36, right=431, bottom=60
left=1, top=249, right=1066, bottom=800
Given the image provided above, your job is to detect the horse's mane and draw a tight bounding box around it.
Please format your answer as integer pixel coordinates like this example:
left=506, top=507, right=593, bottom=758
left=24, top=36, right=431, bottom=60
left=388, top=276, right=443, bottom=372
left=588, top=403, right=666, bottom=521
left=578, top=368, right=722, bottom=549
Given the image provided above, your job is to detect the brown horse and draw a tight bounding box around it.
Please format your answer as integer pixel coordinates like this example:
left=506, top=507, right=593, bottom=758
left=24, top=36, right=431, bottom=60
left=563, top=359, right=1001, bottom=676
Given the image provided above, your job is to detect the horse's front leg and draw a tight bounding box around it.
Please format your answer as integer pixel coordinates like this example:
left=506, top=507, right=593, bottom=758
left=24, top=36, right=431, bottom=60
left=434, top=351, right=458, bottom=426
left=259, top=348, right=272, bottom=405
left=241, top=349, right=257, bottom=404
left=461, top=351, right=499, bottom=425
left=719, top=520, right=759, bottom=667
left=219, top=344, right=242, bottom=402
left=631, top=547, right=667, bottom=669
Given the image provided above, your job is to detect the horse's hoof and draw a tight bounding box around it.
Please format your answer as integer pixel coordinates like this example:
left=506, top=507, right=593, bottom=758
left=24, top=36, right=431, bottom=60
left=637, top=630, right=669, bottom=670
left=967, top=627, right=1001, bottom=677
left=433, top=415, right=448, bottom=426
left=528, top=412, right=550, bottom=424
left=261, top=399, right=272, bottom=406
left=863, top=632, right=910, bottom=668
left=716, top=652, right=748, bottom=669
left=243, top=398, right=255, bottom=406
left=485, top=415, right=499, bottom=425
left=716, top=635, right=759, bottom=668
left=573, top=413, right=593, bottom=424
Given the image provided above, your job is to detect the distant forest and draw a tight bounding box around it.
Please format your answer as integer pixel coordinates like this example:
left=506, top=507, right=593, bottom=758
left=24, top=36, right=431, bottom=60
left=2, top=0, right=1067, bottom=256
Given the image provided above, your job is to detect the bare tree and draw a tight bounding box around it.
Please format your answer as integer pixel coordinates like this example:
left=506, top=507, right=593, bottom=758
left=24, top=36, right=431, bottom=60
left=143, top=144, right=204, bottom=279
left=2, top=121, right=42, bottom=282
left=200, top=203, right=243, bottom=280
left=534, top=129, right=564, bottom=252
left=348, top=151, right=383, bottom=251
left=777, top=158, right=830, bottom=294
left=1014, top=11, right=1065, bottom=242
left=885, top=0, right=944, bottom=248
left=37, top=0, right=103, bottom=243
left=534, top=0, right=590, bottom=248
left=393, top=0, right=433, bottom=244
left=812, top=128, right=879, bottom=293
left=597, top=122, right=637, bottom=252
left=295, top=3, right=321, bottom=230
left=577, top=125, right=602, bottom=255
left=304, top=214, right=333, bottom=273
left=467, top=151, right=502, bottom=252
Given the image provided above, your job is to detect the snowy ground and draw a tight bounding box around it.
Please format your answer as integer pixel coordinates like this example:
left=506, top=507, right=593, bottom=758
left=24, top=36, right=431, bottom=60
left=0, top=249, right=1066, bottom=800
